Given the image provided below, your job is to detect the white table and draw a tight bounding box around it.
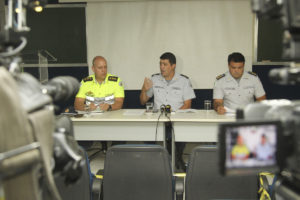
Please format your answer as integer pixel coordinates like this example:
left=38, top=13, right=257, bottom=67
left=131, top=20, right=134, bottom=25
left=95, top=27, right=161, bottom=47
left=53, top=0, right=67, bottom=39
left=170, top=110, right=236, bottom=142
left=72, top=109, right=165, bottom=141
left=72, top=109, right=235, bottom=142
left=72, top=109, right=235, bottom=171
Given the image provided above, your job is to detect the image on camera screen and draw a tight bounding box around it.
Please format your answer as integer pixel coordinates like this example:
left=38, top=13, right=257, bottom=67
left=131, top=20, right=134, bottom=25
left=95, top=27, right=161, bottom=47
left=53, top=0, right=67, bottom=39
left=224, top=123, right=278, bottom=170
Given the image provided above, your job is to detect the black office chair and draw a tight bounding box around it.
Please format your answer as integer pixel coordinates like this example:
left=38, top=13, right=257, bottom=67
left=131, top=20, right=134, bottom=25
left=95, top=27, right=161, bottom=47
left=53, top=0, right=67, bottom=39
left=100, top=145, right=175, bottom=200
left=185, top=146, right=258, bottom=200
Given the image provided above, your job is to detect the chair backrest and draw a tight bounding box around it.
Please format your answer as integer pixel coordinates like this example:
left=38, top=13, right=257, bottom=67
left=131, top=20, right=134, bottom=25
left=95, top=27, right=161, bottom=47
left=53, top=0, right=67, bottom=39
left=185, top=146, right=258, bottom=200
left=103, top=145, right=173, bottom=200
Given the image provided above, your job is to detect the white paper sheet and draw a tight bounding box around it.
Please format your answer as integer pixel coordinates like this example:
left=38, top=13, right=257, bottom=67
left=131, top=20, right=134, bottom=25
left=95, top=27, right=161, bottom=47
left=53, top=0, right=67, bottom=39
left=224, top=106, right=236, bottom=116
left=176, top=109, right=198, bottom=113
left=123, top=110, right=145, bottom=116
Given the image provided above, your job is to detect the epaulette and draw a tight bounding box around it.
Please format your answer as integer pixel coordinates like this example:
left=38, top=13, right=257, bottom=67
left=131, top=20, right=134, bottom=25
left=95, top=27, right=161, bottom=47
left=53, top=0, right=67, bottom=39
left=216, top=74, right=225, bottom=80
left=180, top=74, right=189, bottom=79
left=108, top=76, right=119, bottom=82
left=83, top=76, right=93, bottom=82
left=248, top=71, right=257, bottom=76
left=151, top=73, right=160, bottom=77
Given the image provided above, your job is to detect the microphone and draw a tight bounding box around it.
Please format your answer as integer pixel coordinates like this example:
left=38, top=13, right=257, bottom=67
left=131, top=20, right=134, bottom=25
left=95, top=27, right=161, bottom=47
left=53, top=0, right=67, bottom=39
left=160, top=104, right=166, bottom=114
left=165, top=105, right=171, bottom=114
left=42, top=76, right=80, bottom=104
left=160, top=104, right=171, bottom=116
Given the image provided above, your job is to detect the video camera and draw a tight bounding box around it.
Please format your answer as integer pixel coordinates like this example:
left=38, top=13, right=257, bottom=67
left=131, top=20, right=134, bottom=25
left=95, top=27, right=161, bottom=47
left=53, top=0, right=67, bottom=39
left=0, top=68, right=92, bottom=200
left=0, top=0, right=94, bottom=199
left=245, top=1, right=300, bottom=198
left=217, top=1, right=300, bottom=198
left=252, top=0, right=300, bottom=61
left=218, top=100, right=300, bottom=199
left=252, top=0, right=300, bottom=87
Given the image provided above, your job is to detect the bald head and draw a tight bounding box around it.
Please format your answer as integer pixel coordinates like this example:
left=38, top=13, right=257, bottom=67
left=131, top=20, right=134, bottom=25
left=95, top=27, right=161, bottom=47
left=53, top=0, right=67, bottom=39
left=92, top=56, right=107, bottom=82
left=93, top=56, right=106, bottom=66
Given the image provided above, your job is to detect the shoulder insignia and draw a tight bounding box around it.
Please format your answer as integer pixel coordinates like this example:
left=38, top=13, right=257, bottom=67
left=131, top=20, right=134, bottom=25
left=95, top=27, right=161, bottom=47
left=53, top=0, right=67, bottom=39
left=180, top=74, right=189, bottom=79
left=248, top=71, right=257, bottom=76
left=83, top=76, right=93, bottom=82
left=108, top=76, right=118, bottom=82
left=216, top=74, right=225, bottom=80
left=151, top=73, right=160, bottom=77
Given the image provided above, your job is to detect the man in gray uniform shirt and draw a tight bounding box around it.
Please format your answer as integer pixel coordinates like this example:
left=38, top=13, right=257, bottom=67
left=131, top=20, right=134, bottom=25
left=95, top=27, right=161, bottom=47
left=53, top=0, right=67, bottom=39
left=140, top=53, right=195, bottom=111
left=140, top=52, right=196, bottom=171
left=213, top=52, right=266, bottom=115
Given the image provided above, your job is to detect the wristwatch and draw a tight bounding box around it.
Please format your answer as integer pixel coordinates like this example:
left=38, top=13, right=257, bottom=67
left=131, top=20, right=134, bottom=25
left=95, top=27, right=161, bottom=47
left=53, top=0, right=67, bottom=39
left=108, top=105, right=112, bottom=111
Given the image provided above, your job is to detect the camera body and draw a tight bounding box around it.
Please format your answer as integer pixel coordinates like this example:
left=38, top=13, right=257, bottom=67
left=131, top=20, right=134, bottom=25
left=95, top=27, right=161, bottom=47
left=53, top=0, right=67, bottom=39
left=252, top=0, right=300, bottom=61
left=218, top=100, right=300, bottom=199
left=0, top=66, right=92, bottom=200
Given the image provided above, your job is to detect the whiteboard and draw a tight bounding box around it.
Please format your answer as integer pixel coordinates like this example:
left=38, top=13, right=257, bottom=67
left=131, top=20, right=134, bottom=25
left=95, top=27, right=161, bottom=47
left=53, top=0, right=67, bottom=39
left=86, top=0, right=254, bottom=89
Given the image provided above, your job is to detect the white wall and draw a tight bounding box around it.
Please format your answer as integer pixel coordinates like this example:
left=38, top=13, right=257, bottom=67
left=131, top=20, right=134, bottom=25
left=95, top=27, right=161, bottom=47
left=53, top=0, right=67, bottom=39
left=86, top=0, right=254, bottom=89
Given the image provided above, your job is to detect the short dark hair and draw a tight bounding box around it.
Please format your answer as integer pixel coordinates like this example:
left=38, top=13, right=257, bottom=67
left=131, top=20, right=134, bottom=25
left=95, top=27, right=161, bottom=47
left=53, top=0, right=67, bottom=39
left=228, top=52, right=245, bottom=64
left=160, top=52, right=176, bottom=65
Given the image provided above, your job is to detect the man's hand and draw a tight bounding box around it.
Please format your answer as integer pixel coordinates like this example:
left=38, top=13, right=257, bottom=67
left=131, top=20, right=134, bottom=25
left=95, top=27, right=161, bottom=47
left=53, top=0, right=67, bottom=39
left=140, top=77, right=152, bottom=105
left=89, top=103, right=98, bottom=111
left=213, top=99, right=226, bottom=115
left=256, top=94, right=266, bottom=102
left=179, top=99, right=192, bottom=110
left=74, top=97, right=85, bottom=111
left=142, top=77, right=153, bottom=92
left=99, top=98, right=124, bottom=111
left=216, top=106, right=226, bottom=115
left=99, top=103, right=109, bottom=111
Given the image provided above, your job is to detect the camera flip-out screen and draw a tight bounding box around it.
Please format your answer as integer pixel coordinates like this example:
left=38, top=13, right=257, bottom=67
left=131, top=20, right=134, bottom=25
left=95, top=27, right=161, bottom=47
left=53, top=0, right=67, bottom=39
left=219, top=121, right=282, bottom=176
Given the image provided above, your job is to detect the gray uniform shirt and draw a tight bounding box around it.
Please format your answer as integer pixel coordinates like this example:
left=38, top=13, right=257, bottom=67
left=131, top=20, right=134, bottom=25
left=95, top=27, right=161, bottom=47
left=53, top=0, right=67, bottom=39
left=213, top=71, right=265, bottom=110
left=146, top=72, right=196, bottom=111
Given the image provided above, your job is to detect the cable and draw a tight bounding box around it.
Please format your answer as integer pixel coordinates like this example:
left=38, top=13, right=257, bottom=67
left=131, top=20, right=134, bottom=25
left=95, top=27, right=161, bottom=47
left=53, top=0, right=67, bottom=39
left=166, top=114, right=175, bottom=141
left=269, top=174, right=277, bottom=198
left=0, top=36, right=27, bottom=57
left=87, top=149, right=102, bottom=161
left=155, top=112, right=163, bottom=141
left=155, top=104, right=174, bottom=142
